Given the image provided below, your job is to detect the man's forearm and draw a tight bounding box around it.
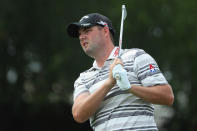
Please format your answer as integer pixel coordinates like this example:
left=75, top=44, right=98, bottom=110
left=129, top=84, right=174, bottom=106
left=72, top=79, right=113, bottom=123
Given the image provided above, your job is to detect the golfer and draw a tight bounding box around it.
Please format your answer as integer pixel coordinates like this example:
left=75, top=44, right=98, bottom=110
left=67, top=13, right=174, bottom=131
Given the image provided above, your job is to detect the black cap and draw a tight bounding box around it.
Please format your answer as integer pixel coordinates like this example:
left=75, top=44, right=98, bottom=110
left=67, top=13, right=115, bottom=38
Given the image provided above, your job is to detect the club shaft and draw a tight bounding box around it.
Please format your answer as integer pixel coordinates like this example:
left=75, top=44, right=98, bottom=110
left=118, top=5, right=126, bottom=57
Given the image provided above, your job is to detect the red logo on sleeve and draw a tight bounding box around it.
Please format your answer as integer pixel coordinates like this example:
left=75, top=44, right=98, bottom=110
left=149, top=64, right=156, bottom=72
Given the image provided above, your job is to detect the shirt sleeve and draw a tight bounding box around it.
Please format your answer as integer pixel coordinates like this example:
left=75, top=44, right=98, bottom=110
left=73, top=74, right=89, bottom=101
left=133, top=50, right=168, bottom=87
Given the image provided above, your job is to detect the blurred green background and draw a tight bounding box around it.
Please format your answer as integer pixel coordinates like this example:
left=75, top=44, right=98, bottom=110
left=0, top=0, right=197, bottom=130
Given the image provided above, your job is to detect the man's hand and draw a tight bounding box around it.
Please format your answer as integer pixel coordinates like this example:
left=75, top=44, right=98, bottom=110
left=112, top=64, right=131, bottom=90
left=108, top=58, right=131, bottom=90
left=108, top=58, right=123, bottom=87
left=109, top=58, right=131, bottom=90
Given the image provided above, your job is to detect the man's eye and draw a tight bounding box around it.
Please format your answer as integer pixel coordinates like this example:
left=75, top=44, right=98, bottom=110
left=85, top=29, right=91, bottom=33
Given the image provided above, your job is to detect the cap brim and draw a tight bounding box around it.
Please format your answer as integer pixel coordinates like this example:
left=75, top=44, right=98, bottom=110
left=67, top=23, right=81, bottom=38
left=67, top=22, right=94, bottom=38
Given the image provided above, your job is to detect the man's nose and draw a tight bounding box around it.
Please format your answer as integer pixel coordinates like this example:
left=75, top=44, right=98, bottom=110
left=79, top=33, right=86, bottom=41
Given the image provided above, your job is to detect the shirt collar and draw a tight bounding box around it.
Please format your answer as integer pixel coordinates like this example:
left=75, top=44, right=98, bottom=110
left=107, top=46, right=120, bottom=60
left=92, top=46, right=122, bottom=69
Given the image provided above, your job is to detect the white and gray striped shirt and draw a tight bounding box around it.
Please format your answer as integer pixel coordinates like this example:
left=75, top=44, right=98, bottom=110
left=73, top=47, right=168, bottom=131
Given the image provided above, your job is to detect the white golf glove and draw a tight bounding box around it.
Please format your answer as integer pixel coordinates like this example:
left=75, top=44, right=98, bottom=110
left=112, top=64, right=131, bottom=90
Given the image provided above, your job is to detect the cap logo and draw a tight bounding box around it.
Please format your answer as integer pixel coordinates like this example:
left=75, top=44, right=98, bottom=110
left=81, top=23, right=91, bottom=27
left=80, top=15, right=89, bottom=22
left=97, top=21, right=108, bottom=27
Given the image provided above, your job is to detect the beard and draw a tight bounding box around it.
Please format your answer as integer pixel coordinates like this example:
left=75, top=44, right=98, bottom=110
left=82, top=41, right=102, bottom=59
left=82, top=44, right=96, bottom=58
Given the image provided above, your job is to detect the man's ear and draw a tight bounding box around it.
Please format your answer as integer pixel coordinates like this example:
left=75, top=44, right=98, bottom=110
left=103, top=26, right=110, bottom=36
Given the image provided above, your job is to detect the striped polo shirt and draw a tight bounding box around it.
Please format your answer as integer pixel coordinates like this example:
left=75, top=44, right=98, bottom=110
left=73, top=47, right=168, bottom=131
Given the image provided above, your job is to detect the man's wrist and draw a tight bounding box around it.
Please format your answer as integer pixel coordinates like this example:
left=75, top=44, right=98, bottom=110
left=105, top=79, right=116, bottom=89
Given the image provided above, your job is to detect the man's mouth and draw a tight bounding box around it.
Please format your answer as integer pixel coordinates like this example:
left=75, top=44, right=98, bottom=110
left=83, top=42, right=88, bottom=48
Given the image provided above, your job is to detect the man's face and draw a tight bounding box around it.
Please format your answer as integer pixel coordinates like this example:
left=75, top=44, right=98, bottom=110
left=78, top=26, right=105, bottom=57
